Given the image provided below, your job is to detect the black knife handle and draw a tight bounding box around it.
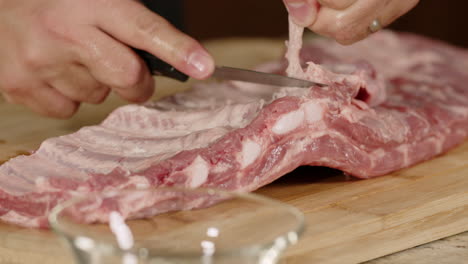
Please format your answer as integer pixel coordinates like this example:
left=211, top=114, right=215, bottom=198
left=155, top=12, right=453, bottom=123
left=134, top=49, right=189, bottom=82
left=132, top=1, right=188, bottom=82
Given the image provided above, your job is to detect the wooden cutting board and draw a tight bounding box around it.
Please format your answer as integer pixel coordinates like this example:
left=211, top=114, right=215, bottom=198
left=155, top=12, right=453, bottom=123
left=0, top=38, right=467, bottom=264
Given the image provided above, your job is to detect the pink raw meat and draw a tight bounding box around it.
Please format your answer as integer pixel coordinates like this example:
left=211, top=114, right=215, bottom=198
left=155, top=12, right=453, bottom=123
left=0, top=18, right=467, bottom=228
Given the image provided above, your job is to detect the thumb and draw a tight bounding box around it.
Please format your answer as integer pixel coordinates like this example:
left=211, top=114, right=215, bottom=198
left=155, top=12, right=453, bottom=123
left=283, top=0, right=320, bottom=27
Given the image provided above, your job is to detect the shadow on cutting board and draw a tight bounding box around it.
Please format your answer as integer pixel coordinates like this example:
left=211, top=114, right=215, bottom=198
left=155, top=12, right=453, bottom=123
left=269, top=166, right=355, bottom=186
left=255, top=166, right=363, bottom=202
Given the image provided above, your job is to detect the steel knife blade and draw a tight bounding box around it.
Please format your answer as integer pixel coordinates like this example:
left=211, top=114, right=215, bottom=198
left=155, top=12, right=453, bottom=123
left=135, top=50, right=325, bottom=88
left=211, top=66, right=326, bottom=88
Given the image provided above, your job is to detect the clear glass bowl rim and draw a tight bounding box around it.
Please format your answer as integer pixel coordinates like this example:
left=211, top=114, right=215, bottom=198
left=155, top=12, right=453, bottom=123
left=48, top=187, right=306, bottom=259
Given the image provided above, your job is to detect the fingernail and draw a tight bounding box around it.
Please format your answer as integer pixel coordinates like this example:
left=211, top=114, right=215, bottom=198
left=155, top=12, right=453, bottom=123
left=284, top=0, right=314, bottom=26
left=186, top=49, right=214, bottom=79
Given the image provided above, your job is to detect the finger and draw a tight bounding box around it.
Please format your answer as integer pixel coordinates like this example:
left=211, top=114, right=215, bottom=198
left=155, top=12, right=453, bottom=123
left=0, top=55, right=79, bottom=118
left=72, top=27, right=155, bottom=102
left=49, top=63, right=110, bottom=104
left=112, top=64, right=155, bottom=103
left=310, top=0, right=381, bottom=45
left=7, top=83, right=79, bottom=119
left=95, top=0, right=214, bottom=79
left=312, top=0, right=420, bottom=45
left=317, top=0, right=356, bottom=10
left=378, top=0, right=419, bottom=29
left=283, top=0, right=320, bottom=27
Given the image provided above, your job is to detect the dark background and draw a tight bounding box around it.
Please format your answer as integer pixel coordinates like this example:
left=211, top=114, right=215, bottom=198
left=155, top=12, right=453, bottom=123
left=147, top=1, right=468, bottom=48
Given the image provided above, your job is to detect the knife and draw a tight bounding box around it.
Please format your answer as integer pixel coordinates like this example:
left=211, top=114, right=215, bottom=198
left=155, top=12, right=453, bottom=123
left=135, top=49, right=326, bottom=88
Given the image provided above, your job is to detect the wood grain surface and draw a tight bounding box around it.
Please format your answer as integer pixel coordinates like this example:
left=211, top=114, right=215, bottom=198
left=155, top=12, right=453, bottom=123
left=0, top=38, right=467, bottom=264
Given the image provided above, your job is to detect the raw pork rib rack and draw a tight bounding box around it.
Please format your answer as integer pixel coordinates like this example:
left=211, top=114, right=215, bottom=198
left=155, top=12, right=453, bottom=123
left=1, top=23, right=467, bottom=228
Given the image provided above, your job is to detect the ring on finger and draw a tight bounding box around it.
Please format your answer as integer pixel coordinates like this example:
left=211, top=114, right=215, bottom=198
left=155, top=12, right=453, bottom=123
left=369, top=18, right=383, bottom=33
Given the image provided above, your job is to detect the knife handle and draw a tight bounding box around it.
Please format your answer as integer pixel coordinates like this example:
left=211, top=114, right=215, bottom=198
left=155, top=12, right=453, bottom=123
left=133, top=49, right=189, bottom=82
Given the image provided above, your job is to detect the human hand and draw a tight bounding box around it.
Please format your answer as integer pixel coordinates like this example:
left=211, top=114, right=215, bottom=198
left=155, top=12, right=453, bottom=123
left=0, top=0, right=214, bottom=118
left=283, top=0, right=419, bottom=44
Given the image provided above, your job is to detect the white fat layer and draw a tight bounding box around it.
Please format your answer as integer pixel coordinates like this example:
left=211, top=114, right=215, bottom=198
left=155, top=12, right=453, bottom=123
left=185, top=156, right=209, bottom=188
left=34, top=177, right=47, bottom=189
left=304, top=102, right=324, bottom=123
left=429, top=136, right=443, bottom=154
left=211, top=162, right=230, bottom=173
left=124, top=176, right=151, bottom=189
left=104, top=103, right=261, bottom=136
left=38, top=126, right=229, bottom=175
left=241, top=140, right=262, bottom=168
left=396, top=144, right=409, bottom=167
left=241, top=131, right=326, bottom=191
left=368, top=148, right=386, bottom=171
left=272, top=110, right=305, bottom=135
left=371, top=148, right=387, bottom=159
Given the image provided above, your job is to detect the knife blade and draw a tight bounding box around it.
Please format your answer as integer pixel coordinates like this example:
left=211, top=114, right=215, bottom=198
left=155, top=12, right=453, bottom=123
left=135, top=49, right=326, bottom=88
left=212, top=66, right=325, bottom=88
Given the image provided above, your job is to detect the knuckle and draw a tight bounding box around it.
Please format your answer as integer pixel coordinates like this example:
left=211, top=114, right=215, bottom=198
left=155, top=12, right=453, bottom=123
left=88, top=87, right=110, bottom=104
left=36, top=8, right=80, bottom=46
left=335, top=36, right=357, bottom=45
left=115, top=82, right=153, bottom=103
left=331, top=17, right=362, bottom=45
left=334, top=29, right=364, bottom=45
left=172, top=39, right=195, bottom=63
left=1, top=75, right=27, bottom=95
left=331, top=33, right=352, bottom=45
left=136, top=86, right=154, bottom=103
left=118, top=57, right=145, bottom=87
left=21, top=48, right=46, bottom=69
left=135, top=12, right=168, bottom=39
left=50, top=102, right=80, bottom=119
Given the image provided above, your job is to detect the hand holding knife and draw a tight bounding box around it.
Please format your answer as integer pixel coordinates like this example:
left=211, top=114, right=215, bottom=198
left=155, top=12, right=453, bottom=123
left=136, top=2, right=325, bottom=89
left=136, top=48, right=323, bottom=88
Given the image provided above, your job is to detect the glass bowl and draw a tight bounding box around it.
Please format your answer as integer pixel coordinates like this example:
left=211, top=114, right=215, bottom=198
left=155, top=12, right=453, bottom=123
left=48, top=187, right=305, bottom=264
